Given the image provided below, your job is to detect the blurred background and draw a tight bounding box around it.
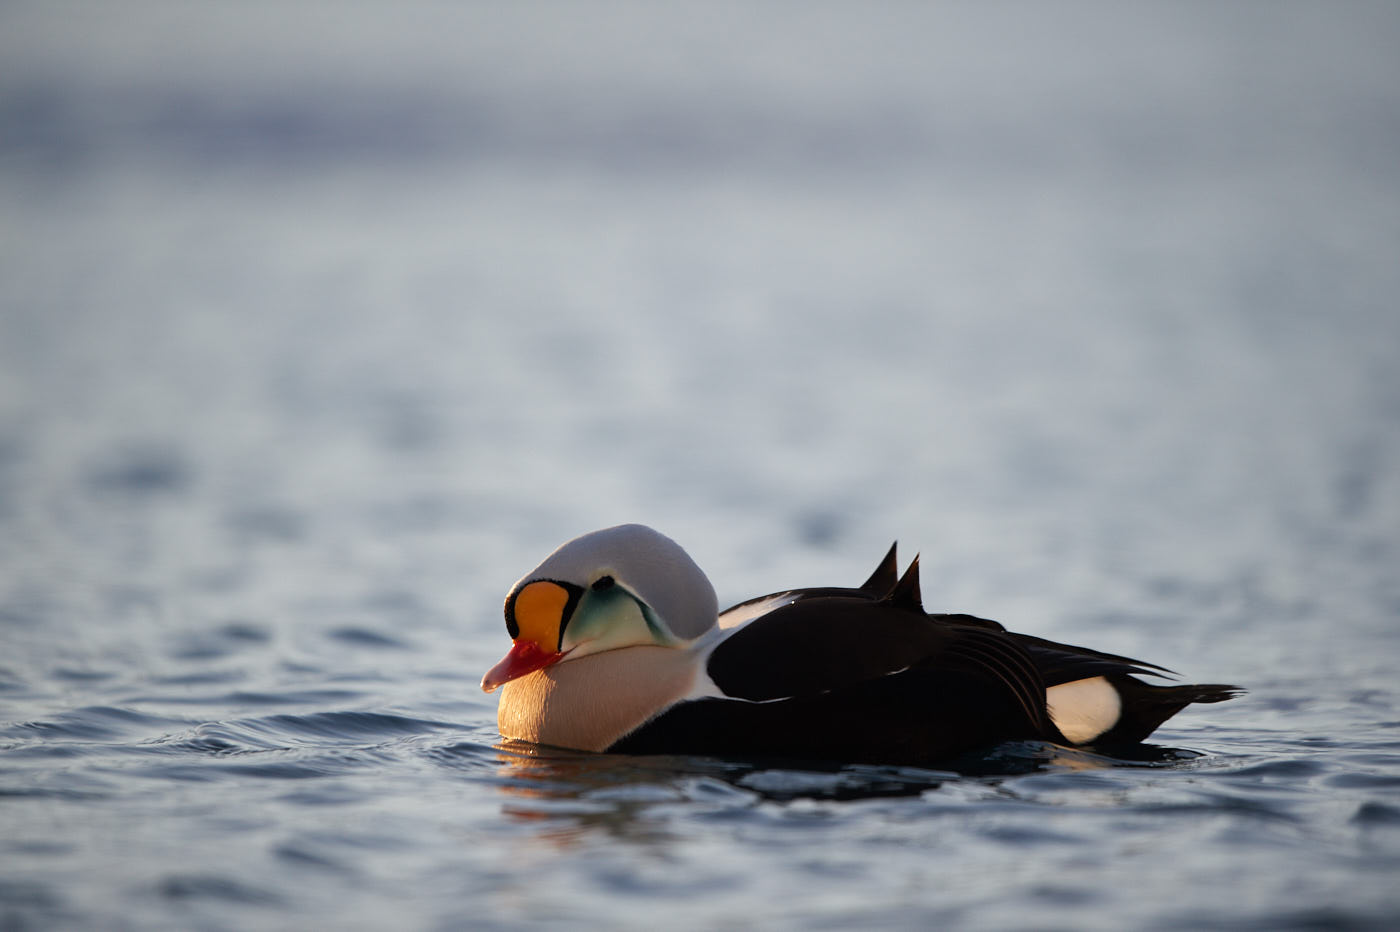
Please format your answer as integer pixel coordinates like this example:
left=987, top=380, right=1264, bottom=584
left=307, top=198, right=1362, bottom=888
left=3, top=2, right=1395, bottom=622
left=2, top=2, right=1399, bottom=927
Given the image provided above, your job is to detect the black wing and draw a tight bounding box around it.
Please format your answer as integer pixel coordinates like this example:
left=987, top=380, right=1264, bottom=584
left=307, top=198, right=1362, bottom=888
left=931, top=617, right=1179, bottom=686
left=704, top=558, right=1061, bottom=750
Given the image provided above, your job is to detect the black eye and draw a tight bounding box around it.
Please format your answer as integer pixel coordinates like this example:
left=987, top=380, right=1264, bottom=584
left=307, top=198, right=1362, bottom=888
left=591, top=575, right=615, bottom=591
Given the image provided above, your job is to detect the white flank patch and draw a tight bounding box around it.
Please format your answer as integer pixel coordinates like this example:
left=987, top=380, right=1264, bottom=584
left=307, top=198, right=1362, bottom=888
left=1046, top=676, right=1122, bottom=744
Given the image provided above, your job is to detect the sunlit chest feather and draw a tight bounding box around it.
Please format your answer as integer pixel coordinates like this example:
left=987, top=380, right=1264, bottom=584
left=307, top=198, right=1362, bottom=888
left=482, top=524, right=1243, bottom=765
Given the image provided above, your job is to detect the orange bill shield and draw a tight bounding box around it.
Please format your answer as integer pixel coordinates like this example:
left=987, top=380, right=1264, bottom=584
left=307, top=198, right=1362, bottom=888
left=481, top=580, right=576, bottom=692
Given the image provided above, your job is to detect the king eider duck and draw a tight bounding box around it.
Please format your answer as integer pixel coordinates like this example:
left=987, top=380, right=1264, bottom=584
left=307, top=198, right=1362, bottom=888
left=482, top=524, right=1242, bottom=765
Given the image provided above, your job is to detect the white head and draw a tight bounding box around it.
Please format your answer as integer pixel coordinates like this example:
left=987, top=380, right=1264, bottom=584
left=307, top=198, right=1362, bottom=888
left=481, top=524, right=718, bottom=692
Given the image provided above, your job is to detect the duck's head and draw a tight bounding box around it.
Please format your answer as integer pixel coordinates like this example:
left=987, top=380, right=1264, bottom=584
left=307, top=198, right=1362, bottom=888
left=481, top=524, right=718, bottom=692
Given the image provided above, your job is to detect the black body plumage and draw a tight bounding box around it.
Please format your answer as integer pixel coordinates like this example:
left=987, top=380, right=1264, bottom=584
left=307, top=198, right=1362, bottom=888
left=611, top=543, right=1241, bottom=765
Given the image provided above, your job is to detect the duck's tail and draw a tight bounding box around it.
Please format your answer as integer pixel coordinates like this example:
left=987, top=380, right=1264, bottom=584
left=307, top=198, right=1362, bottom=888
left=1094, top=677, right=1245, bottom=746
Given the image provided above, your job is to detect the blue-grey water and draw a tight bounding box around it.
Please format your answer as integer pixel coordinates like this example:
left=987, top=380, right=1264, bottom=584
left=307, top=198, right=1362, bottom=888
left=3, top=2, right=1400, bottom=929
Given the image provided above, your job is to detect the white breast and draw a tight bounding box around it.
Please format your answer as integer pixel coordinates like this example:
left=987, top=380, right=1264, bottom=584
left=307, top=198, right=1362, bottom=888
left=496, top=644, right=707, bottom=752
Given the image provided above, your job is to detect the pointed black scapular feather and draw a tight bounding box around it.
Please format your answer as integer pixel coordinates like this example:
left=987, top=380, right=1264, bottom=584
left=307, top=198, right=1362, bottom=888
left=886, top=555, right=924, bottom=612
left=859, top=542, right=899, bottom=596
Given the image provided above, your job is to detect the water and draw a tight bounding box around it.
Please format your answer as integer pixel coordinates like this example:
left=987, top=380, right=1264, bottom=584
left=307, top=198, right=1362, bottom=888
left=3, top=2, right=1400, bottom=928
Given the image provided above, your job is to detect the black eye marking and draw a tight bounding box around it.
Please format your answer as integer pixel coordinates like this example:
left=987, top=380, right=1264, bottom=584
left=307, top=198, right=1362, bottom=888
left=591, top=575, right=615, bottom=591
left=504, top=588, right=521, bottom=639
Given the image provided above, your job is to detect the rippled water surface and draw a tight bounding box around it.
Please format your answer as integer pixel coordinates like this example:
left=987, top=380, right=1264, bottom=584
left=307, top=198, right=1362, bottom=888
left=3, top=2, right=1400, bottom=929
